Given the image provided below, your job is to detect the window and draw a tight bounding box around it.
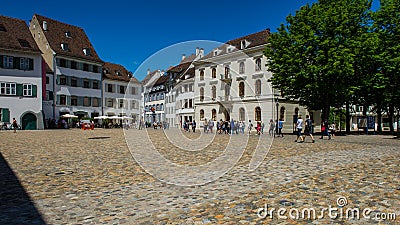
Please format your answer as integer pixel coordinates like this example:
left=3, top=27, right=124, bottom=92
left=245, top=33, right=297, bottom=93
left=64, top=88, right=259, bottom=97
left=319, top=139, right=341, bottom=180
left=280, top=107, right=286, bottom=120
left=189, top=84, right=193, bottom=92
left=212, top=109, right=217, bottom=121
left=83, top=63, right=89, bottom=72
left=92, top=65, right=99, bottom=73
left=59, top=76, right=66, bottom=85
left=239, top=82, right=245, bottom=97
left=46, top=76, right=49, bottom=84
left=255, top=58, right=262, bottom=71
left=200, top=87, right=204, bottom=102
left=59, top=58, right=66, bottom=67
left=23, top=84, right=32, bottom=96
left=224, top=84, right=230, bottom=97
left=212, top=68, right=216, bottom=79
left=119, top=99, right=124, bottom=108
left=71, top=61, right=77, bottom=69
left=211, top=86, right=216, bottom=100
left=3, top=56, right=13, bottom=69
left=189, top=99, right=193, bottom=108
left=241, top=40, right=246, bottom=49
left=18, top=39, right=31, bottom=48
left=71, top=78, right=77, bottom=87
left=107, top=84, right=113, bottom=92
left=61, top=43, right=69, bottom=51
left=224, top=66, right=230, bottom=79
left=200, top=109, right=204, bottom=120
left=71, top=96, right=78, bottom=106
left=92, top=81, right=99, bottom=89
left=119, top=85, right=126, bottom=94
left=255, top=79, right=261, bottom=95
left=106, top=98, right=114, bottom=107
left=83, top=48, right=91, bottom=56
left=131, top=87, right=137, bottom=95
left=255, top=107, right=261, bottom=121
left=239, top=62, right=245, bottom=74
left=83, top=97, right=90, bottom=107
left=59, top=95, right=66, bottom=105
left=65, top=31, right=72, bottom=38
left=239, top=108, right=245, bottom=121
left=200, top=70, right=204, bottom=81
left=0, top=24, right=6, bottom=32
left=92, top=98, right=99, bottom=107
left=83, top=80, right=90, bottom=88
left=131, top=100, right=138, bottom=109
left=0, top=83, right=16, bottom=95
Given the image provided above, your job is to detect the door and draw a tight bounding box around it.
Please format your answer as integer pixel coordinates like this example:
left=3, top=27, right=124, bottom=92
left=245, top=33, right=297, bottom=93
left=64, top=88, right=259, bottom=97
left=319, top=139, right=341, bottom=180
left=22, top=113, right=37, bottom=130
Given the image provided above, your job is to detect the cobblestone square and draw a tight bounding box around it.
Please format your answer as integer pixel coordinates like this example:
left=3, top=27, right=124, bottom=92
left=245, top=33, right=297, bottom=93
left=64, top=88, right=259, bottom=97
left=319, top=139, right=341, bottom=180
left=0, top=129, right=399, bottom=224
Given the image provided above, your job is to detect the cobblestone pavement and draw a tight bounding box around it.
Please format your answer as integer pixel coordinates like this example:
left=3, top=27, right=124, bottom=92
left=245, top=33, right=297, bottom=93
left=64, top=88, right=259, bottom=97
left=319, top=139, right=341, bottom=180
left=0, top=128, right=399, bottom=224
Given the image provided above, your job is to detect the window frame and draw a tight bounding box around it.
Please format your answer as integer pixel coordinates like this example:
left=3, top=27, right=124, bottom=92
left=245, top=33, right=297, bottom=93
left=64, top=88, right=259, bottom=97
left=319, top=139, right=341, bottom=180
left=23, top=84, right=32, bottom=96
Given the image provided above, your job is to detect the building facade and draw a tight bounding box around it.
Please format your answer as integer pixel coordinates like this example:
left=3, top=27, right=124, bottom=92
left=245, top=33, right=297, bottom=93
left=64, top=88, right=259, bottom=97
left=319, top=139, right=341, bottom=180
left=194, top=30, right=308, bottom=132
left=30, top=14, right=103, bottom=120
left=102, top=62, right=141, bottom=122
left=0, top=15, right=44, bottom=130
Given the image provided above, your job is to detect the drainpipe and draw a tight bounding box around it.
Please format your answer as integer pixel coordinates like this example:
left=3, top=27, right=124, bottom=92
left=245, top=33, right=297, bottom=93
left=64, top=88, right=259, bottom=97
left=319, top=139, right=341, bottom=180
left=52, top=52, right=56, bottom=119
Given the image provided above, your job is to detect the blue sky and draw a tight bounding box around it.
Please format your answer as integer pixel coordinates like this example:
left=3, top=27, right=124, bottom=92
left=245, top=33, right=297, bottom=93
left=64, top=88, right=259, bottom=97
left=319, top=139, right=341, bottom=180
left=1, top=0, right=379, bottom=81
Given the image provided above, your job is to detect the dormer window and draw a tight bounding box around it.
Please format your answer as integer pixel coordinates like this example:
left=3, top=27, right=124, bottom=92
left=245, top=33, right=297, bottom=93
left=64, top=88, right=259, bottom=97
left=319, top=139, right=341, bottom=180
left=65, top=31, right=71, bottom=38
left=18, top=39, right=31, bottom=48
left=61, top=43, right=69, bottom=51
left=241, top=40, right=248, bottom=49
left=0, top=24, right=6, bottom=32
left=214, top=50, right=218, bottom=56
left=115, top=70, right=121, bottom=76
left=83, top=48, right=91, bottom=56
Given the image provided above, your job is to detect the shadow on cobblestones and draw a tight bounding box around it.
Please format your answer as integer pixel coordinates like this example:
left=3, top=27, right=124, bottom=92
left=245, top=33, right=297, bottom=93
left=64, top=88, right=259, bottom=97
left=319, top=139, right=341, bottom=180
left=0, top=152, right=46, bottom=225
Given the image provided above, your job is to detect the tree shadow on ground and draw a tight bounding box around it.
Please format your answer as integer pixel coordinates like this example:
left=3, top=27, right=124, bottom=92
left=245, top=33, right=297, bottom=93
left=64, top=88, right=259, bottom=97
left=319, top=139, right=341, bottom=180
left=0, top=153, right=46, bottom=225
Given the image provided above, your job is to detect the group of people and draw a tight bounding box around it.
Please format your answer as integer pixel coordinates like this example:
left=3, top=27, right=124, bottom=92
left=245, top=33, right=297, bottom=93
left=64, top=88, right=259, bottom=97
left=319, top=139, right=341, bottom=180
left=295, top=115, right=336, bottom=143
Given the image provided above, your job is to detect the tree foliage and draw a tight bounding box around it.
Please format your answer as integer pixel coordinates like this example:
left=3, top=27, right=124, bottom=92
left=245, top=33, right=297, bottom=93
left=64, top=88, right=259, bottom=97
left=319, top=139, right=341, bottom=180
left=265, top=0, right=373, bottom=121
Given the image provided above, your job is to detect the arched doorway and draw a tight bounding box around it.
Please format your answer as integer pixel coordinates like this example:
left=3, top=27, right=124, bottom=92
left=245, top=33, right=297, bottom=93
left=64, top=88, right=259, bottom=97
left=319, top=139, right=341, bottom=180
left=22, top=113, right=37, bottom=130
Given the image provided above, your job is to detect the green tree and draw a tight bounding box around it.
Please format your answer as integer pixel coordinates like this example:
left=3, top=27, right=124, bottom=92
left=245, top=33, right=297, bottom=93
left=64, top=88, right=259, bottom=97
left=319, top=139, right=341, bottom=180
left=265, top=0, right=373, bottom=122
left=374, top=0, right=400, bottom=133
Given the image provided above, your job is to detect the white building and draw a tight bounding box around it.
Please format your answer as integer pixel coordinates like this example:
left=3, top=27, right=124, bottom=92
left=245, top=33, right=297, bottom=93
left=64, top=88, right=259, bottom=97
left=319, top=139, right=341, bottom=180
left=194, top=30, right=308, bottom=132
left=165, top=48, right=204, bottom=127
left=102, top=62, right=141, bottom=122
left=141, top=69, right=165, bottom=124
left=0, top=15, right=44, bottom=130
left=30, top=14, right=103, bottom=121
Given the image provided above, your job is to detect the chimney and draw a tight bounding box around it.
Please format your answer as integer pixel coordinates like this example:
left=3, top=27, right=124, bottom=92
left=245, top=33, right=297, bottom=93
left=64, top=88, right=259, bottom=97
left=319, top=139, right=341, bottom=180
left=196, top=47, right=199, bottom=56
left=200, top=48, right=204, bottom=58
left=43, top=21, right=47, bottom=31
left=147, top=68, right=150, bottom=75
left=182, top=54, right=186, bottom=61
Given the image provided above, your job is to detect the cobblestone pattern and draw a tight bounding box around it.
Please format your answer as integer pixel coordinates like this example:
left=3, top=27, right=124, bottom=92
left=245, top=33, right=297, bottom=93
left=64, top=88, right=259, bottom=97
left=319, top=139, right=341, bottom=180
left=0, top=129, right=399, bottom=224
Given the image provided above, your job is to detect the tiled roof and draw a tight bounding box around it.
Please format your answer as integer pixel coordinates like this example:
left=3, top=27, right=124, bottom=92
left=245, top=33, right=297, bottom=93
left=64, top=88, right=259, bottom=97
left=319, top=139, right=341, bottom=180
left=202, top=29, right=270, bottom=60
left=154, top=73, right=170, bottom=86
left=33, top=14, right=102, bottom=63
left=0, top=15, right=41, bottom=53
left=102, top=62, right=140, bottom=84
left=141, top=69, right=159, bottom=85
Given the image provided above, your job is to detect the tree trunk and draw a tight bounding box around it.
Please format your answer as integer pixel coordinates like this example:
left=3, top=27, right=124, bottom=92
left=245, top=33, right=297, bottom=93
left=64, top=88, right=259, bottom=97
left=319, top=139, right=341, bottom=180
left=389, top=105, right=394, bottom=134
left=346, top=102, right=351, bottom=134
left=377, top=105, right=382, bottom=133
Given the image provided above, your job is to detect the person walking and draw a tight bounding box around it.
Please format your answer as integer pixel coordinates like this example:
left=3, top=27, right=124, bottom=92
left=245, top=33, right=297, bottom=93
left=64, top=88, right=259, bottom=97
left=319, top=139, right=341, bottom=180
left=230, top=119, right=235, bottom=135
left=268, top=119, right=275, bottom=136
left=12, top=118, right=18, bottom=133
left=295, top=115, right=304, bottom=143
left=192, top=120, right=196, bottom=133
left=203, top=119, right=208, bottom=133
left=329, top=122, right=336, bottom=139
left=277, top=118, right=284, bottom=137
left=248, top=120, right=253, bottom=135
left=303, top=115, right=315, bottom=143
left=208, top=120, right=214, bottom=133
left=320, top=120, right=331, bottom=139
left=235, top=120, right=239, bottom=134
left=261, top=121, right=265, bottom=134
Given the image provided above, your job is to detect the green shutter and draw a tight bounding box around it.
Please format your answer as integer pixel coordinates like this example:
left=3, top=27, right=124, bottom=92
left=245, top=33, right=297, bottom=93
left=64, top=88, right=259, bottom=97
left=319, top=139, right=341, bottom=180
left=66, top=96, right=71, bottom=106
left=32, top=85, right=37, bottom=97
left=2, top=108, right=10, bottom=122
left=56, top=75, right=60, bottom=85
left=29, top=58, right=34, bottom=70
left=56, top=95, right=60, bottom=105
left=16, top=84, right=23, bottom=96
left=0, top=55, right=3, bottom=68
left=13, top=57, right=20, bottom=69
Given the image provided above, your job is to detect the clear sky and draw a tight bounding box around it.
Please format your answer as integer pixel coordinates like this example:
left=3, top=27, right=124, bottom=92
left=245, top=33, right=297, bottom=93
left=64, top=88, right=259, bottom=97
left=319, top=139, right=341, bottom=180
left=1, top=0, right=379, bottom=81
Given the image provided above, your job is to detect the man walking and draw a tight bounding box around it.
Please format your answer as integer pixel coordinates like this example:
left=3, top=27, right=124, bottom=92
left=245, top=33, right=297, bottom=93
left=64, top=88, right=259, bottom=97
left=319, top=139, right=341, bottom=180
left=303, top=115, right=315, bottom=143
left=295, top=115, right=304, bottom=143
